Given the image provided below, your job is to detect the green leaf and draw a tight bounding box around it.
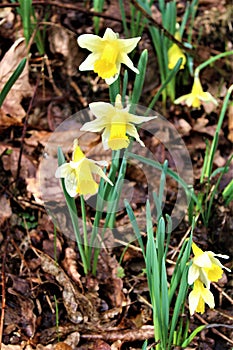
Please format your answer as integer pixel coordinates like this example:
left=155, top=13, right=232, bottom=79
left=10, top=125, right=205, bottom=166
left=181, top=325, right=206, bottom=348
left=0, top=58, right=27, bottom=107
left=131, top=49, right=148, bottom=106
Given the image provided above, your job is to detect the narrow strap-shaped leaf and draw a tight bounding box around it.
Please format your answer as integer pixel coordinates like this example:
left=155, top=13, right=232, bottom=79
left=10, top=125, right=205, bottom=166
left=0, top=57, right=27, bottom=107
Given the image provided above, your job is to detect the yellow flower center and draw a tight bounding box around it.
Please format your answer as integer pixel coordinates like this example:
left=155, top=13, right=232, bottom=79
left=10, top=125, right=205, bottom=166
left=94, top=42, right=119, bottom=79
left=76, top=160, right=98, bottom=195
left=108, top=122, right=129, bottom=150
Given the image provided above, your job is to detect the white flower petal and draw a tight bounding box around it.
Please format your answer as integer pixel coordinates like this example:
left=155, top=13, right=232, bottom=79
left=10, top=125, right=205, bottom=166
left=77, top=34, right=103, bottom=51
left=209, top=256, right=231, bottom=272
left=89, top=101, right=115, bottom=119
left=127, top=114, right=157, bottom=124
left=126, top=124, right=144, bottom=146
left=101, top=127, right=111, bottom=150
left=79, top=53, right=99, bottom=71
left=118, top=37, right=141, bottom=53
left=55, top=163, right=71, bottom=178
left=120, top=53, right=139, bottom=74
left=105, top=71, right=120, bottom=85
left=103, top=27, right=118, bottom=41
left=174, top=94, right=190, bottom=105
left=188, top=289, right=200, bottom=316
left=80, top=118, right=106, bottom=132
left=193, top=252, right=212, bottom=268
left=188, top=264, right=200, bottom=285
left=94, top=160, right=109, bottom=167
left=64, top=170, right=78, bottom=197
left=202, top=288, right=215, bottom=309
left=90, top=163, right=113, bottom=186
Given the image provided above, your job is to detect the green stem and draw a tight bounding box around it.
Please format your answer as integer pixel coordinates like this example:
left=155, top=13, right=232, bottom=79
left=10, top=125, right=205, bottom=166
left=205, top=84, right=233, bottom=178
left=80, top=195, right=88, bottom=260
left=195, top=50, right=233, bottom=76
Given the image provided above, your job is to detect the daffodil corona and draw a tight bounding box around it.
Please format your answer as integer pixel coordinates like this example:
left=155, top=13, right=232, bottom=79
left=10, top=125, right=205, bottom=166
left=55, top=139, right=113, bottom=197
left=81, top=94, right=157, bottom=150
left=168, top=32, right=186, bottom=70
left=77, top=28, right=141, bottom=85
left=174, top=76, right=218, bottom=108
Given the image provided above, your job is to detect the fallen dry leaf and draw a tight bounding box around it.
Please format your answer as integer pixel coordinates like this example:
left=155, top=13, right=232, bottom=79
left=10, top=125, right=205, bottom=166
left=0, top=37, right=32, bottom=119
left=0, top=195, right=12, bottom=225
left=37, top=249, right=94, bottom=324
left=49, top=26, right=81, bottom=76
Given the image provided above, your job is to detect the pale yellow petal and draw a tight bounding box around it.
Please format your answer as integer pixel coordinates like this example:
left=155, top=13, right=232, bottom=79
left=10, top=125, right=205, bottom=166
left=188, top=288, right=200, bottom=315
left=102, top=27, right=118, bottom=41
left=79, top=53, right=99, bottom=71
left=119, top=53, right=139, bottom=74
left=77, top=34, right=103, bottom=52
left=118, top=37, right=141, bottom=53
left=55, top=163, right=71, bottom=178
left=188, top=264, right=200, bottom=285
left=81, top=118, right=106, bottom=132
left=174, top=93, right=191, bottom=105
left=127, top=113, right=157, bottom=125
left=101, top=127, right=111, bottom=150
left=202, top=288, right=215, bottom=309
left=126, top=124, right=145, bottom=147
left=89, top=101, right=115, bottom=120
left=90, top=162, right=113, bottom=186
left=193, top=252, right=212, bottom=268
left=64, top=170, right=78, bottom=197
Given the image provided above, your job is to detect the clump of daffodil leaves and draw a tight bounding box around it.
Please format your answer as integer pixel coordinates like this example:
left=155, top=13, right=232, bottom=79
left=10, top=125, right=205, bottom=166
left=54, top=27, right=231, bottom=349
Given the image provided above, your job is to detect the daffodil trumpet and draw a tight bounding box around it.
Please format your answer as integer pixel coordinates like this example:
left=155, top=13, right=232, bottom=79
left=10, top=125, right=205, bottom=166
left=77, top=28, right=141, bottom=85
left=81, top=94, right=157, bottom=151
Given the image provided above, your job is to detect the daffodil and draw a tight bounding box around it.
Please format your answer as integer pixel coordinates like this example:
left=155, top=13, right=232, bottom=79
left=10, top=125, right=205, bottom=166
left=168, top=32, right=186, bottom=70
left=188, top=242, right=230, bottom=289
left=77, top=28, right=140, bottom=85
left=55, top=139, right=113, bottom=197
left=174, top=76, right=218, bottom=108
left=81, top=94, right=156, bottom=150
left=188, top=279, right=215, bottom=315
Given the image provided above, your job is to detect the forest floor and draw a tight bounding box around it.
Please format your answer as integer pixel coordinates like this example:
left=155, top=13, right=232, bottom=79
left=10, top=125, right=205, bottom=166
left=0, top=0, right=232, bottom=349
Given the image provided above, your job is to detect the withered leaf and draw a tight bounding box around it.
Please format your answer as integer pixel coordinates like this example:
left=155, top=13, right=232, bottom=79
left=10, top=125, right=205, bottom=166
left=37, top=249, right=94, bottom=324
left=0, top=37, right=32, bottom=119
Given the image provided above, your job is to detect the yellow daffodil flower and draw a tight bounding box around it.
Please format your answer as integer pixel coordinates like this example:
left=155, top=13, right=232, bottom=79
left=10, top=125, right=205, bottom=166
left=188, top=279, right=215, bottom=315
left=188, top=242, right=230, bottom=289
left=174, top=76, right=218, bottom=108
left=81, top=94, right=157, bottom=150
left=77, top=28, right=141, bottom=85
left=55, top=139, right=113, bottom=197
left=168, top=32, right=186, bottom=70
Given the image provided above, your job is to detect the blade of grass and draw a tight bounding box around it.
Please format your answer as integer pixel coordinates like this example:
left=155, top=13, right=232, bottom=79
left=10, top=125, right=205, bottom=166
left=0, top=57, right=27, bottom=107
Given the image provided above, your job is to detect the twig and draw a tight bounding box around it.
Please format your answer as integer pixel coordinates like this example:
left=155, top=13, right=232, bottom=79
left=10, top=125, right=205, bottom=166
left=0, top=235, right=9, bottom=349
left=194, top=313, right=233, bottom=346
